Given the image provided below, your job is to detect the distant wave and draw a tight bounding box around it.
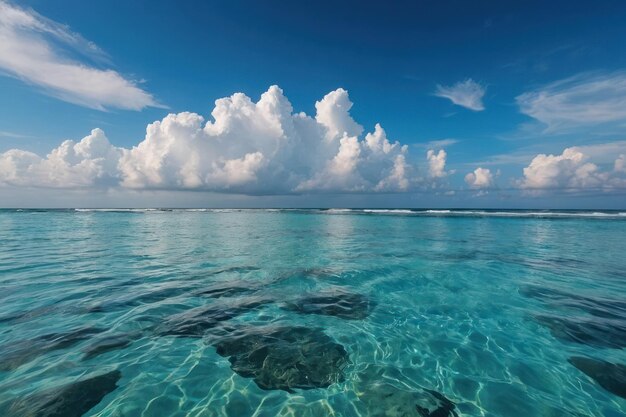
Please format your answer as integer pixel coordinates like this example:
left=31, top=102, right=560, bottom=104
left=362, top=209, right=414, bottom=214
left=422, top=210, right=626, bottom=218
left=319, top=209, right=626, bottom=219
left=0, top=208, right=622, bottom=219
left=74, top=208, right=234, bottom=213
left=74, top=208, right=161, bottom=213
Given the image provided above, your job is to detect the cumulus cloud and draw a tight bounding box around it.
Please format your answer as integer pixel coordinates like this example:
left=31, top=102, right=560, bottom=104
left=314, top=88, right=363, bottom=140
left=464, top=167, right=494, bottom=188
left=0, top=128, right=122, bottom=187
left=0, top=1, right=159, bottom=110
left=0, top=86, right=433, bottom=194
left=516, top=72, right=626, bottom=133
left=426, top=149, right=449, bottom=178
left=434, top=79, right=485, bottom=111
left=518, top=147, right=626, bottom=192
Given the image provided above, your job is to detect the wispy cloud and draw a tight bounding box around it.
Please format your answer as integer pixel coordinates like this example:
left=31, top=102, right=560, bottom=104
left=415, top=138, right=459, bottom=149
left=0, top=130, right=32, bottom=139
left=569, top=140, right=626, bottom=164
left=468, top=152, right=538, bottom=167
left=434, top=79, right=485, bottom=111
left=0, top=1, right=161, bottom=111
left=516, top=72, right=626, bottom=133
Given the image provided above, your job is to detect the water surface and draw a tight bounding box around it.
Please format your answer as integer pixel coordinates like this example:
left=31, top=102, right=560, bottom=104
left=1, top=209, right=625, bottom=416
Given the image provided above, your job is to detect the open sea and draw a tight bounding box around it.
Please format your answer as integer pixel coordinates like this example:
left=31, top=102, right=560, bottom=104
left=0, top=208, right=625, bottom=417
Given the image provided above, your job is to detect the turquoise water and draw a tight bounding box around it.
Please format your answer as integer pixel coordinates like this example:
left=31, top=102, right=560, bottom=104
left=0, top=209, right=625, bottom=416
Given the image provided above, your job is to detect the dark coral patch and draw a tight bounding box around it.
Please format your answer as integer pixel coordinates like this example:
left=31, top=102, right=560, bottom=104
left=520, top=285, right=626, bottom=320
left=284, top=290, right=374, bottom=320
left=0, top=327, right=104, bottom=371
left=158, top=298, right=271, bottom=337
left=8, top=370, right=121, bottom=417
left=85, top=284, right=192, bottom=313
left=356, top=379, right=459, bottom=417
left=208, top=266, right=261, bottom=276
left=213, top=326, right=349, bottom=392
left=534, top=314, right=626, bottom=349
left=195, top=282, right=257, bottom=299
left=416, top=389, right=460, bottom=417
left=569, top=356, right=626, bottom=399
left=82, top=333, right=138, bottom=360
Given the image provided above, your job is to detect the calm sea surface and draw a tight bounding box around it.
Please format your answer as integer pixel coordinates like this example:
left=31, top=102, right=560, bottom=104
left=0, top=209, right=625, bottom=416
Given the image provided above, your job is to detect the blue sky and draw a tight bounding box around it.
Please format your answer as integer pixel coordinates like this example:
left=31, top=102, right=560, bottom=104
left=1, top=0, right=626, bottom=208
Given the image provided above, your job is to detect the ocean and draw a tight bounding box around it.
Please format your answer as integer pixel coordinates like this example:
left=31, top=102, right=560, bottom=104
left=0, top=209, right=625, bottom=416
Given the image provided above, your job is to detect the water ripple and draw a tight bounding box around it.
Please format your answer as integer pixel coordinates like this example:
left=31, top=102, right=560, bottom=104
left=0, top=210, right=624, bottom=416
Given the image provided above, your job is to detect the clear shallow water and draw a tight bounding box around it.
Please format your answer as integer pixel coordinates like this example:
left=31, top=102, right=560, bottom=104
left=0, top=209, right=625, bottom=416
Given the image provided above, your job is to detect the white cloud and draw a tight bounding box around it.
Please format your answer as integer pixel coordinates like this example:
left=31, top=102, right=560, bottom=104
left=426, top=149, right=448, bottom=178
left=0, top=1, right=159, bottom=110
left=520, top=148, right=602, bottom=190
left=434, top=79, right=485, bottom=111
left=568, top=141, right=626, bottom=164
left=375, top=155, right=410, bottom=191
left=315, top=88, right=363, bottom=140
left=470, top=140, right=626, bottom=168
left=0, top=130, right=32, bottom=139
left=516, top=72, right=626, bottom=133
left=416, top=138, right=459, bottom=149
left=616, top=154, right=626, bottom=173
left=518, top=147, right=626, bottom=192
left=465, top=167, right=494, bottom=188
left=0, top=86, right=433, bottom=193
left=0, top=128, right=122, bottom=187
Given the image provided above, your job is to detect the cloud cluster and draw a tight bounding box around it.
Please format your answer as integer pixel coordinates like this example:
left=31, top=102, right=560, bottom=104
left=4, top=80, right=622, bottom=198
left=519, top=147, right=625, bottom=192
left=0, top=128, right=121, bottom=187
left=516, top=72, right=626, bottom=133
left=0, top=1, right=159, bottom=110
left=1, top=86, right=449, bottom=194
left=434, top=79, right=485, bottom=111
left=464, top=167, right=494, bottom=188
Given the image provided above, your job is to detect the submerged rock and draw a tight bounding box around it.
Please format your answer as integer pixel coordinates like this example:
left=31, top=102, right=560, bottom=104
left=356, top=381, right=459, bottom=417
left=276, top=267, right=340, bottom=282
left=8, top=370, right=121, bottom=417
left=195, top=281, right=257, bottom=299
left=283, top=290, right=374, bottom=320
left=569, top=356, right=626, bottom=399
left=158, top=297, right=271, bottom=337
left=535, top=314, right=626, bottom=349
left=520, top=285, right=626, bottom=320
left=0, top=327, right=104, bottom=371
left=82, top=333, right=138, bottom=360
left=208, top=266, right=261, bottom=276
left=85, top=285, right=192, bottom=313
left=0, top=305, right=71, bottom=325
left=416, top=389, right=460, bottom=417
left=0, top=292, right=98, bottom=325
left=213, top=326, right=349, bottom=392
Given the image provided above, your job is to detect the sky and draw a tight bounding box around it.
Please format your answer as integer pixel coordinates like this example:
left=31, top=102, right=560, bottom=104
left=1, top=0, right=626, bottom=208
